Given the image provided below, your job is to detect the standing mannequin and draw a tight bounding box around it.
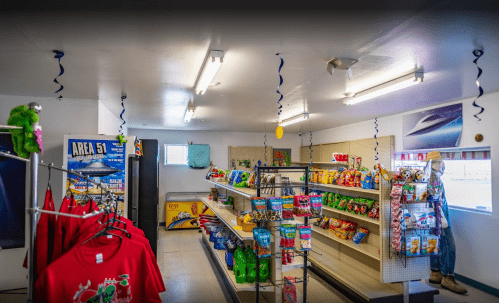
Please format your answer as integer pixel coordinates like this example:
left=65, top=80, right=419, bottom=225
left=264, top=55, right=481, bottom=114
left=426, top=152, right=467, bottom=294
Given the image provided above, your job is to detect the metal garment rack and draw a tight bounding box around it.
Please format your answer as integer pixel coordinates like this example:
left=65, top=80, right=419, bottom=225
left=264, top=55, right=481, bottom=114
left=255, top=166, right=309, bottom=303
left=0, top=103, right=119, bottom=303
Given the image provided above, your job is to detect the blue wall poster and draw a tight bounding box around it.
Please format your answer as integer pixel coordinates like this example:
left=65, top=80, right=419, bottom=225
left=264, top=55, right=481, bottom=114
left=403, top=103, right=463, bottom=150
left=66, top=138, right=126, bottom=213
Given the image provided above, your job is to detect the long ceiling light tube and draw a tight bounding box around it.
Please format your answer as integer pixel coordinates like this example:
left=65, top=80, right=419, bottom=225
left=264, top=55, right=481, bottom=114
left=195, top=50, right=224, bottom=95
left=343, top=71, right=424, bottom=105
left=184, top=105, right=195, bottom=122
left=279, top=113, right=309, bottom=127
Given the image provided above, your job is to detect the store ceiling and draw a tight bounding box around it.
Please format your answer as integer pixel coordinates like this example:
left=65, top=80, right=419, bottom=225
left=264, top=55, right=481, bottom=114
left=1, top=4, right=499, bottom=133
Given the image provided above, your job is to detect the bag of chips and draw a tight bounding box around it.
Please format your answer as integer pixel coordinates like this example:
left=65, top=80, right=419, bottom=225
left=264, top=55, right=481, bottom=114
left=352, top=227, right=369, bottom=244
left=299, top=226, right=312, bottom=250
left=284, top=276, right=297, bottom=303
left=293, top=195, right=312, bottom=217
left=319, top=216, right=329, bottom=229
left=337, top=171, right=346, bottom=186
left=354, top=171, right=362, bottom=187
left=282, top=196, right=294, bottom=220
left=266, top=197, right=283, bottom=221
left=348, top=222, right=358, bottom=240
left=367, top=202, right=379, bottom=219
left=346, top=198, right=356, bottom=213
left=361, top=171, right=373, bottom=189
left=310, top=195, right=323, bottom=217
left=251, top=197, right=268, bottom=222
left=337, top=195, right=348, bottom=210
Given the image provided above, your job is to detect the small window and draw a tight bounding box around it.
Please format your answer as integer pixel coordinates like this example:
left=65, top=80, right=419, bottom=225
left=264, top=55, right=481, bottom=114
left=165, top=144, right=188, bottom=165
left=394, top=149, right=492, bottom=213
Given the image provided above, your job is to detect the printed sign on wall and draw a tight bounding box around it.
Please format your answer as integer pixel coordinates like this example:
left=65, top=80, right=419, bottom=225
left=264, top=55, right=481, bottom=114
left=66, top=139, right=126, bottom=213
left=403, top=103, right=463, bottom=150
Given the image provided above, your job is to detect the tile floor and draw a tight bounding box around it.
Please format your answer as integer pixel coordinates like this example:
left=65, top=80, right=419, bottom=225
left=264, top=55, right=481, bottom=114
left=157, top=228, right=499, bottom=303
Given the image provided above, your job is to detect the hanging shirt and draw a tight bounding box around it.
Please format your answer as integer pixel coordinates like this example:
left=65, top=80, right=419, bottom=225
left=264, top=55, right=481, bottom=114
left=23, top=189, right=56, bottom=273
left=52, top=195, right=71, bottom=262
left=35, top=236, right=162, bottom=303
left=74, top=223, right=165, bottom=294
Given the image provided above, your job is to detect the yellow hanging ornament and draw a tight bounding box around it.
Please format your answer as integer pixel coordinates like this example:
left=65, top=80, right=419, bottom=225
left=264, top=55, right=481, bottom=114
left=275, top=126, right=283, bottom=139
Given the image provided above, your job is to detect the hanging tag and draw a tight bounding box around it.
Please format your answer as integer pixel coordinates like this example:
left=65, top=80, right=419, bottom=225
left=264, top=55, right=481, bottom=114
left=96, top=253, right=103, bottom=264
left=107, top=235, right=113, bottom=239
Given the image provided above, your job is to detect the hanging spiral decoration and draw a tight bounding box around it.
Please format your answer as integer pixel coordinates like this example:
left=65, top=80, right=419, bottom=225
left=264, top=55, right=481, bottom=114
left=374, top=117, right=379, bottom=162
left=276, top=53, right=284, bottom=116
left=472, top=49, right=485, bottom=122
left=309, top=132, right=313, bottom=165
left=53, top=50, right=65, bottom=99
left=264, top=134, right=268, bottom=162
left=119, top=96, right=127, bottom=136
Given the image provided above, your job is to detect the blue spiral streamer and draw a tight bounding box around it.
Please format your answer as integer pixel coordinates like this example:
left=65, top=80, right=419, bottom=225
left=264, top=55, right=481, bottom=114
left=472, top=49, right=485, bottom=121
left=53, top=50, right=65, bottom=99
left=374, top=117, right=379, bottom=162
left=276, top=53, right=284, bottom=116
left=119, top=96, right=127, bottom=136
left=264, top=134, right=268, bottom=162
left=309, top=132, right=313, bottom=165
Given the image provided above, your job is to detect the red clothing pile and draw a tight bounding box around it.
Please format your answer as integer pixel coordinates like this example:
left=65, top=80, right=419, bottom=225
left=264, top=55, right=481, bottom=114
left=32, top=195, right=164, bottom=303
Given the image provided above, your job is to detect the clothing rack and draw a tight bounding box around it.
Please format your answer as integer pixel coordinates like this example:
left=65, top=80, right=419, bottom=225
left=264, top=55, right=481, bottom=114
left=0, top=103, right=120, bottom=303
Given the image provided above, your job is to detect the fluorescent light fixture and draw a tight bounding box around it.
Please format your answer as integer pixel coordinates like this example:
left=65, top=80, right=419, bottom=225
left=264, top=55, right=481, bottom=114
left=195, top=50, right=224, bottom=95
left=279, top=113, right=309, bottom=127
left=184, top=105, right=195, bottom=122
left=343, top=71, right=424, bottom=105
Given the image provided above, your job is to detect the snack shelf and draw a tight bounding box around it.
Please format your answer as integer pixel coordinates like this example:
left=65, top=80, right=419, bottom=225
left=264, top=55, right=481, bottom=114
left=296, top=181, right=380, bottom=196
left=322, top=205, right=380, bottom=225
left=302, top=219, right=380, bottom=261
left=201, top=230, right=274, bottom=293
left=200, top=196, right=254, bottom=241
left=206, top=179, right=270, bottom=198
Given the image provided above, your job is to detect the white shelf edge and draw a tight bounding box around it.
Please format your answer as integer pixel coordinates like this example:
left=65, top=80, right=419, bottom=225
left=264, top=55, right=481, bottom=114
left=201, top=231, right=274, bottom=292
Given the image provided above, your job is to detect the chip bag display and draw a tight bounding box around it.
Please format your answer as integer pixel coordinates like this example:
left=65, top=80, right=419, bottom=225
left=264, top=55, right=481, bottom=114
left=310, top=195, right=323, bottom=217
left=299, top=226, right=312, bottom=250
left=251, top=197, right=268, bottom=222
left=293, top=195, right=312, bottom=217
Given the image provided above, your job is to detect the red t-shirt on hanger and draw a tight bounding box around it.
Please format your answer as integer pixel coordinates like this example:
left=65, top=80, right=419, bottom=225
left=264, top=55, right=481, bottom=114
left=35, top=236, right=161, bottom=303
left=52, top=195, right=71, bottom=262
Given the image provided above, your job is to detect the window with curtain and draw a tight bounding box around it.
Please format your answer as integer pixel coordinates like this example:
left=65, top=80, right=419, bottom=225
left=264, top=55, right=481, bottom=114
left=164, top=144, right=188, bottom=165
left=394, top=148, right=492, bottom=213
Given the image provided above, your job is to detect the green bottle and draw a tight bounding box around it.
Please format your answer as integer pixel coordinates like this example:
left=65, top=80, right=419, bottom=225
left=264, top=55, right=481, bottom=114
left=258, top=258, right=270, bottom=282
left=245, top=247, right=257, bottom=283
left=234, top=247, right=247, bottom=284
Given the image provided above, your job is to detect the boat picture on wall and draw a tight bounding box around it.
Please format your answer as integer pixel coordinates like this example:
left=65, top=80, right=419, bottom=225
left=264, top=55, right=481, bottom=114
left=403, top=103, right=463, bottom=150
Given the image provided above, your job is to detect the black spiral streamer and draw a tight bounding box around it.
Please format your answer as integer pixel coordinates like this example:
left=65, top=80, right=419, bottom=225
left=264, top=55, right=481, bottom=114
left=374, top=117, right=379, bottom=162
left=472, top=49, right=485, bottom=122
left=276, top=53, right=284, bottom=116
left=53, top=50, right=65, bottom=99
left=309, top=132, right=313, bottom=165
left=119, top=96, right=127, bottom=136
left=264, top=134, right=268, bottom=162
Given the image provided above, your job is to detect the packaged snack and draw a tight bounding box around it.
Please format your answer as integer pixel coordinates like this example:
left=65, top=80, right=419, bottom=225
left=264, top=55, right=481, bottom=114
left=322, top=192, right=329, bottom=205
left=327, top=192, right=335, bottom=208
left=287, top=250, right=294, bottom=263
left=310, top=195, right=323, bottom=217
left=401, top=209, right=413, bottom=229
left=346, top=198, right=356, bottom=213
left=319, top=216, right=329, bottom=229
left=293, top=195, right=312, bottom=217
left=422, top=235, right=439, bottom=255
left=413, top=211, right=428, bottom=228
left=282, top=196, right=294, bottom=220
left=332, top=171, right=341, bottom=185
left=328, top=218, right=342, bottom=230
left=345, top=170, right=356, bottom=187
left=354, top=171, right=362, bottom=187
left=282, top=249, right=288, bottom=265
left=337, top=171, right=346, bottom=186
left=266, top=197, right=283, bottom=221
left=367, top=202, right=379, bottom=219
left=251, top=197, right=268, bottom=222
left=330, top=193, right=340, bottom=208
left=283, top=276, right=297, bottom=303
left=405, top=236, right=421, bottom=256
left=360, top=171, right=372, bottom=189
left=427, top=208, right=436, bottom=228
left=253, top=227, right=272, bottom=258
left=373, top=170, right=380, bottom=190
left=352, top=227, right=369, bottom=244
left=299, top=226, right=312, bottom=250
left=402, top=184, right=415, bottom=203
left=353, top=199, right=362, bottom=215
left=280, top=224, right=296, bottom=250
left=391, top=182, right=404, bottom=198
left=337, top=195, right=348, bottom=211
left=348, top=222, right=358, bottom=239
